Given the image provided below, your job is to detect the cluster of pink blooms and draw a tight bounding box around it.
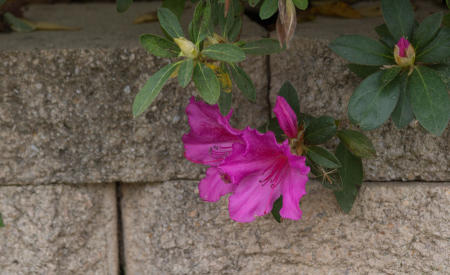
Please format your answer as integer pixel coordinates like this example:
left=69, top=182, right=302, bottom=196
left=182, top=96, right=310, bottom=222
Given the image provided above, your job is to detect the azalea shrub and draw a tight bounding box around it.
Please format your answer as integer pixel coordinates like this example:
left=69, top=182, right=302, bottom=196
left=125, top=0, right=448, bottom=223
left=330, top=0, right=450, bottom=136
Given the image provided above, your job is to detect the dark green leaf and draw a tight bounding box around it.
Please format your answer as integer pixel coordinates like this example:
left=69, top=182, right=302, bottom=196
left=268, top=118, right=285, bottom=142
left=408, top=66, right=450, bottom=136
left=0, top=213, right=4, bottom=228
left=277, top=81, right=300, bottom=119
left=240, top=38, right=282, bottom=55
left=293, top=0, right=308, bottom=10
left=178, top=59, right=194, bottom=88
left=193, top=63, right=221, bottom=104
left=162, top=0, right=186, bottom=18
left=391, top=74, right=414, bottom=128
left=3, top=13, right=35, bottom=32
left=329, top=35, right=393, bottom=66
left=347, top=64, right=380, bottom=78
left=190, top=0, right=211, bottom=43
left=218, top=89, right=232, bottom=116
left=416, top=27, right=450, bottom=63
left=348, top=70, right=402, bottom=130
left=381, top=0, right=415, bottom=40
left=227, top=16, right=242, bottom=41
left=306, top=146, right=341, bottom=169
left=381, top=66, right=402, bottom=84
left=375, top=24, right=396, bottom=48
left=271, top=196, right=282, bottom=223
left=140, top=34, right=180, bottom=58
left=306, top=159, right=343, bottom=191
left=413, top=12, right=443, bottom=50
left=299, top=112, right=315, bottom=128
left=157, top=8, right=184, bottom=38
left=116, top=0, right=133, bottom=13
left=334, top=143, right=363, bottom=213
left=443, top=13, right=450, bottom=27
left=259, top=0, right=278, bottom=20
left=431, top=63, right=450, bottom=90
left=202, top=44, right=246, bottom=62
left=132, top=62, right=180, bottom=117
left=249, top=0, right=261, bottom=7
left=336, top=129, right=376, bottom=158
left=227, top=64, right=256, bottom=102
left=223, top=0, right=241, bottom=39
left=304, top=116, right=336, bottom=145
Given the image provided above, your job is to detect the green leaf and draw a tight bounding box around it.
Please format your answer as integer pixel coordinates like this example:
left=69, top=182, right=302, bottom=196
left=306, top=159, right=343, bottom=191
left=347, top=64, right=380, bottom=78
left=249, top=0, right=261, bottom=7
left=336, top=129, right=376, bottom=158
left=443, top=13, right=450, bottom=27
left=223, top=0, right=241, bottom=39
left=3, top=13, right=35, bottom=32
left=116, top=0, right=133, bottom=13
left=416, top=27, right=450, bottom=63
left=334, top=143, right=363, bottom=213
left=240, top=38, right=282, bottom=55
left=193, top=63, right=221, bottom=104
left=259, top=0, right=278, bottom=20
left=202, top=44, right=246, bottom=62
left=132, top=62, right=180, bottom=117
left=375, top=24, right=396, bottom=48
left=413, top=12, right=443, bottom=50
left=162, top=0, right=186, bottom=18
left=293, top=0, right=308, bottom=10
left=157, top=8, right=184, bottom=38
left=306, top=146, right=341, bottom=169
left=304, top=116, right=336, bottom=145
left=178, top=59, right=194, bottom=88
left=408, top=66, right=450, bottom=136
left=329, top=35, right=393, bottom=66
left=227, top=16, right=242, bottom=42
left=391, top=74, right=414, bottom=128
left=381, top=66, right=402, bottom=84
left=189, top=0, right=211, bottom=43
left=268, top=118, right=285, bottom=142
left=381, top=0, right=415, bottom=40
left=348, top=70, right=402, bottom=130
left=227, top=64, right=256, bottom=102
left=139, top=34, right=180, bottom=58
left=277, top=81, right=301, bottom=119
left=218, top=89, right=232, bottom=116
left=0, top=213, right=4, bottom=228
left=271, top=196, right=282, bottom=223
left=431, top=63, right=450, bottom=90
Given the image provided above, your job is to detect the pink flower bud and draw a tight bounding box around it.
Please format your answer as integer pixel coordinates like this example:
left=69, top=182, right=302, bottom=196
left=394, top=37, right=415, bottom=67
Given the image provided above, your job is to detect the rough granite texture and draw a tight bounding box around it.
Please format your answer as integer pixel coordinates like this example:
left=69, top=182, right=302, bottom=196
left=0, top=183, right=118, bottom=274
left=270, top=23, right=449, bottom=181
left=0, top=4, right=268, bottom=186
left=121, top=180, right=450, bottom=274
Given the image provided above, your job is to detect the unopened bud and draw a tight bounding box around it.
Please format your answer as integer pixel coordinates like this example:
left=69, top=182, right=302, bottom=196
left=174, top=37, right=198, bottom=59
left=394, top=37, right=415, bottom=67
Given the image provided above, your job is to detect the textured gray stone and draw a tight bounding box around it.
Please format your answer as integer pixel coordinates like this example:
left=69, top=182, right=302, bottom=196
left=0, top=183, right=118, bottom=274
left=270, top=21, right=449, bottom=181
left=0, top=4, right=268, bottom=185
left=121, top=180, right=450, bottom=274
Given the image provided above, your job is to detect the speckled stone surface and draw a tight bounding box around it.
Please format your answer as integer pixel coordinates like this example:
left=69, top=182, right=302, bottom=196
left=121, top=180, right=450, bottom=274
left=0, top=183, right=117, bottom=274
left=0, top=4, right=268, bottom=186
left=269, top=33, right=449, bottom=182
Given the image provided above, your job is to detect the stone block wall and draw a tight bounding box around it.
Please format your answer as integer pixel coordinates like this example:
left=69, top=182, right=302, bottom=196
left=0, top=3, right=448, bottom=274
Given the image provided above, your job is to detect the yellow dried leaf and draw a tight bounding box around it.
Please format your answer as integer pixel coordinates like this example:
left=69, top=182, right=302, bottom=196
left=205, top=63, right=232, bottom=93
left=134, top=11, right=158, bottom=24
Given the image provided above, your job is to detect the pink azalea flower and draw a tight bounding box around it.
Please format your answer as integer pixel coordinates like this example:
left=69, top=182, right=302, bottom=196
left=394, top=37, right=415, bottom=67
left=273, top=96, right=298, bottom=138
left=396, top=37, right=410, bottom=57
left=182, top=97, right=243, bottom=202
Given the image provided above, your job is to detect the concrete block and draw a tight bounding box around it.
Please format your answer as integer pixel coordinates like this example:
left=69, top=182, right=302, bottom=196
left=0, top=183, right=118, bottom=274
left=121, top=180, right=450, bottom=274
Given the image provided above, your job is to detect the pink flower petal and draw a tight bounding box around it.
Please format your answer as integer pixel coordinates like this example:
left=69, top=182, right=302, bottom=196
left=279, top=167, right=308, bottom=220
left=273, top=96, right=298, bottom=138
left=228, top=172, right=282, bottom=222
left=182, top=97, right=242, bottom=165
left=199, top=167, right=236, bottom=202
